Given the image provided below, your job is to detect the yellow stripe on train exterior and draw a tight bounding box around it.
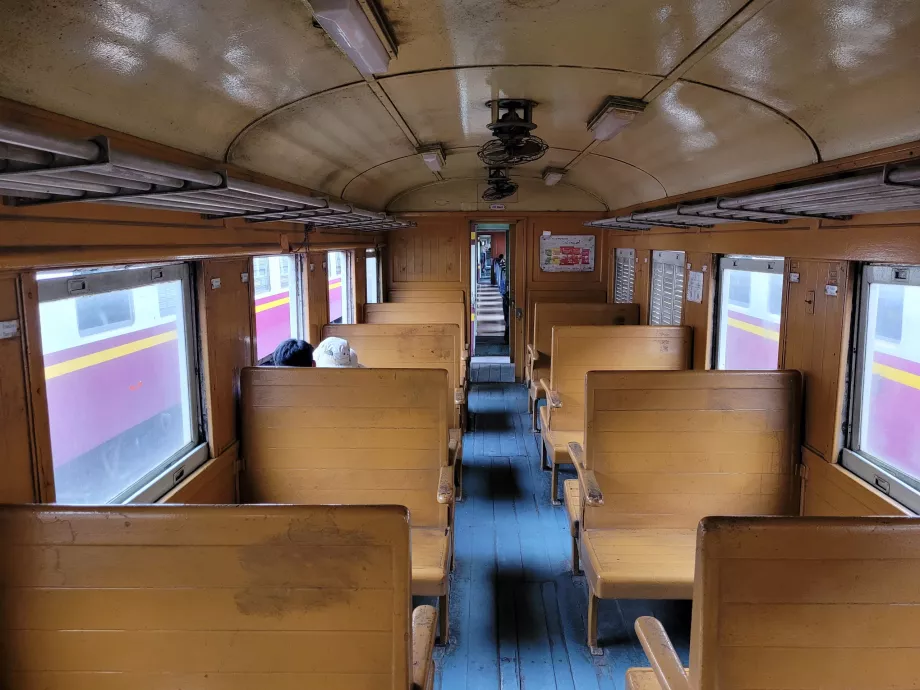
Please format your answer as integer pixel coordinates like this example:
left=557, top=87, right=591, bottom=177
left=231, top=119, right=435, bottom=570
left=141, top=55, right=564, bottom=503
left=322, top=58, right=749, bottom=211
left=873, top=362, right=920, bottom=391
left=727, top=317, right=780, bottom=342
left=45, top=331, right=178, bottom=380
left=254, top=296, right=290, bottom=314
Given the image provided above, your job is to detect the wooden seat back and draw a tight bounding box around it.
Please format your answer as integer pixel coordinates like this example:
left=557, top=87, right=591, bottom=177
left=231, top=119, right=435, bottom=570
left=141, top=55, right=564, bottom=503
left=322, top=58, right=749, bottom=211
left=322, top=323, right=462, bottom=426
left=547, top=326, right=692, bottom=432
left=0, top=503, right=413, bottom=689
left=241, top=367, right=448, bottom=529
left=582, top=371, right=801, bottom=531
left=532, top=302, right=640, bottom=357
left=366, top=302, right=468, bottom=367
left=690, top=516, right=920, bottom=690
left=389, top=289, right=464, bottom=304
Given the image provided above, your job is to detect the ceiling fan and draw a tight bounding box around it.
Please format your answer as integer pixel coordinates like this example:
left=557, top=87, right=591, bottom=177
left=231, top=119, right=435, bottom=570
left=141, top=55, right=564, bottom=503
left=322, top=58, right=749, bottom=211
left=477, top=99, right=548, bottom=167
left=481, top=167, right=518, bottom=201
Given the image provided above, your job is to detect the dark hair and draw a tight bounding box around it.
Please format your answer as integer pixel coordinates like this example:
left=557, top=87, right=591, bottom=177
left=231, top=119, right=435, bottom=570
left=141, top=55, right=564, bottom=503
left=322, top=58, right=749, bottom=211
left=272, top=339, right=315, bottom=367
left=497, top=253, right=504, bottom=260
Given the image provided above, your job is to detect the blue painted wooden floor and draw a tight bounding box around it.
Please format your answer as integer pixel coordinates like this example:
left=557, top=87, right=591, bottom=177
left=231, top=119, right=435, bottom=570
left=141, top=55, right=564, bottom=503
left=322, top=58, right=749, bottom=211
left=424, top=361, right=691, bottom=690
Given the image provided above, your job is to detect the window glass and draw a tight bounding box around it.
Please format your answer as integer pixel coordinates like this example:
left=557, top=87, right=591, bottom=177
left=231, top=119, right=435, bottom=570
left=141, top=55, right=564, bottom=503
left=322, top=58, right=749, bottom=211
left=253, top=255, right=302, bottom=361
left=37, top=264, right=200, bottom=504
left=849, top=267, right=920, bottom=491
left=649, top=250, right=685, bottom=326
left=366, top=248, right=379, bottom=304
left=328, top=250, right=355, bottom=324
left=716, top=256, right=784, bottom=371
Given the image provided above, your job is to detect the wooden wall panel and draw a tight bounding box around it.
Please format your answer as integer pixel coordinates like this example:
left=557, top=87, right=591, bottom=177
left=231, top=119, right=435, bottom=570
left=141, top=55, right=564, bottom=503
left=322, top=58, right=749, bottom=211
left=683, top=252, right=716, bottom=370
left=388, top=219, right=468, bottom=292
left=162, top=444, right=238, bottom=504
left=802, top=449, right=909, bottom=516
left=198, top=259, right=254, bottom=459
left=0, top=274, right=39, bottom=503
left=304, top=252, right=329, bottom=346
left=352, top=249, right=367, bottom=323
left=634, top=249, right=651, bottom=325
left=781, top=259, right=853, bottom=460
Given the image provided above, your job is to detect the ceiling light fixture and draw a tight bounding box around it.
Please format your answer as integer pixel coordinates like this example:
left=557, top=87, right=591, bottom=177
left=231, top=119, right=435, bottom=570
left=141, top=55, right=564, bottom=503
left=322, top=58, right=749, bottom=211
left=587, top=96, right=647, bottom=142
left=310, top=0, right=393, bottom=75
left=542, top=167, right=566, bottom=186
left=417, top=144, right=446, bottom=172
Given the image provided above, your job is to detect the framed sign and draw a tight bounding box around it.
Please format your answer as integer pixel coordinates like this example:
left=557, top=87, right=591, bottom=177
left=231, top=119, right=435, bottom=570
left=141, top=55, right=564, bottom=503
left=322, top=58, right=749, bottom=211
left=539, top=234, right=595, bottom=272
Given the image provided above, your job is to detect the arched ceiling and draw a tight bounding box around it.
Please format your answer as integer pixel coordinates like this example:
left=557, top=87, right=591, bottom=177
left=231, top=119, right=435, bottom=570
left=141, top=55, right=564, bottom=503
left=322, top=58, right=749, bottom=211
left=1, top=0, right=918, bottom=213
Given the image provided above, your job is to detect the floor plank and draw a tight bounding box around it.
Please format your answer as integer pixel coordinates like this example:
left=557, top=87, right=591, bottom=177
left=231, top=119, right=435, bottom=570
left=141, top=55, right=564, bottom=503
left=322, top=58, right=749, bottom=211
left=434, top=361, right=691, bottom=690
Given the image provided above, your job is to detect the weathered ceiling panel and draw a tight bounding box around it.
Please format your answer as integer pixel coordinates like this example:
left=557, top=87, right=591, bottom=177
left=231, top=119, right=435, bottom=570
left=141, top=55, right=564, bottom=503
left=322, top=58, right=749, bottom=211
left=387, top=177, right=605, bottom=213
left=229, top=84, right=417, bottom=200
left=380, top=67, right=659, bottom=151
left=0, top=0, right=360, bottom=159
left=597, top=81, right=818, bottom=196
left=686, top=0, right=920, bottom=160
left=341, top=155, right=435, bottom=209
left=436, top=148, right=577, bottom=180
left=381, top=0, right=749, bottom=76
left=565, top=154, right=668, bottom=209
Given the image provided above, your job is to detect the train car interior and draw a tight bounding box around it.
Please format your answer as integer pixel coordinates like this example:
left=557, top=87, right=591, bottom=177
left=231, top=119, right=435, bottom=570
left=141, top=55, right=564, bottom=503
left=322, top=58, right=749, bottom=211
left=2, top=1, right=920, bottom=688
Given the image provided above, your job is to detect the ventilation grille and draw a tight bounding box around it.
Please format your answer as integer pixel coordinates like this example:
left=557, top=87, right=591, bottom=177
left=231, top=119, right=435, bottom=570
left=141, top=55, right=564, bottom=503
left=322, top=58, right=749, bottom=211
left=0, top=123, right=414, bottom=232
left=614, top=248, right=636, bottom=304
left=650, top=251, right=685, bottom=326
left=586, top=162, right=920, bottom=231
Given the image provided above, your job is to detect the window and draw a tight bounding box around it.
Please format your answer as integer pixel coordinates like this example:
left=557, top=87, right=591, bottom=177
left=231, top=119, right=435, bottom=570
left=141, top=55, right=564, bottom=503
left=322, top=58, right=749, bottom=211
left=328, top=250, right=355, bottom=324
left=727, top=270, right=752, bottom=307
left=649, top=250, right=685, bottom=326
left=366, top=248, right=380, bottom=304
left=614, top=248, right=635, bottom=304
left=37, top=264, right=204, bottom=505
left=843, top=264, right=920, bottom=511
left=716, top=256, right=784, bottom=371
left=76, top=290, right=135, bottom=335
left=253, top=255, right=303, bottom=361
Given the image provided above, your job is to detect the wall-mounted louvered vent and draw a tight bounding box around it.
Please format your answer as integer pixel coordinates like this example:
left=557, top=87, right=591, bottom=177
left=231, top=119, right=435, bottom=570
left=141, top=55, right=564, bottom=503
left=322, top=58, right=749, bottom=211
left=614, top=248, right=636, bottom=304
left=0, top=123, right=414, bottom=232
left=649, top=250, right=685, bottom=326
left=586, top=162, right=920, bottom=231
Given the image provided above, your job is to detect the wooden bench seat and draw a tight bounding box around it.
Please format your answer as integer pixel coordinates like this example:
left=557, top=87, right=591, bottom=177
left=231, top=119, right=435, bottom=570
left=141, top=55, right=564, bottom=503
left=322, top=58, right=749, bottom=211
left=627, top=516, right=920, bottom=690
left=539, top=325, right=691, bottom=505
left=0, top=503, right=437, bottom=690
left=582, top=529, right=697, bottom=600
left=323, top=323, right=466, bottom=496
left=241, top=367, right=455, bottom=644
left=366, top=302, right=469, bottom=385
left=526, top=302, right=639, bottom=430
left=573, top=370, right=802, bottom=655
left=563, top=478, right=581, bottom=572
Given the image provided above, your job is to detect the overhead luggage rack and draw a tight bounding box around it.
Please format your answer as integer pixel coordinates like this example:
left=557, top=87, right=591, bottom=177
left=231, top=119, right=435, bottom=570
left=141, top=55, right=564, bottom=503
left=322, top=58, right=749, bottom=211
left=0, top=122, right=414, bottom=231
left=586, top=161, right=920, bottom=231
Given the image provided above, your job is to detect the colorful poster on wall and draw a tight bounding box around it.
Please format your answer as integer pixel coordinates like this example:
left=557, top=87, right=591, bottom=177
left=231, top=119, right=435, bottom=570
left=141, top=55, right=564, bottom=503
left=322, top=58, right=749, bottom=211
left=539, top=234, right=596, bottom=272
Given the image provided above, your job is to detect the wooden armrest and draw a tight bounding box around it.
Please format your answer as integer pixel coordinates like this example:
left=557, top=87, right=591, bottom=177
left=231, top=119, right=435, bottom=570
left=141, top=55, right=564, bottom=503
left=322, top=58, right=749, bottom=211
left=540, top=378, right=562, bottom=408
left=454, top=387, right=466, bottom=405
left=567, top=441, right=586, bottom=469
left=411, top=605, right=438, bottom=690
left=526, top=343, right=537, bottom=362
left=437, top=466, right=455, bottom=504
left=571, top=450, right=604, bottom=507
left=635, top=617, right=691, bottom=690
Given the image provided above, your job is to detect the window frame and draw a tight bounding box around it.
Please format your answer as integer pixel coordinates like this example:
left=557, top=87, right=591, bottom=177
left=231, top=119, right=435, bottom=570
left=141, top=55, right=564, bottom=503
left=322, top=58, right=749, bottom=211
left=252, top=254, right=306, bottom=359
left=842, top=263, right=920, bottom=512
left=37, top=262, right=207, bottom=504
left=714, top=255, right=785, bottom=371
left=365, top=247, right=381, bottom=305
left=649, top=250, right=686, bottom=326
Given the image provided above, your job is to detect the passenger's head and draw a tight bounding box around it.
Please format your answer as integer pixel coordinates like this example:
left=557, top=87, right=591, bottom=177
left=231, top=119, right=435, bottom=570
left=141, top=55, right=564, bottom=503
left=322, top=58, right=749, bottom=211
left=498, top=253, right=504, bottom=261
left=314, top=336, right=362, bottom=368
left=272, top=339, right=315, bottom=367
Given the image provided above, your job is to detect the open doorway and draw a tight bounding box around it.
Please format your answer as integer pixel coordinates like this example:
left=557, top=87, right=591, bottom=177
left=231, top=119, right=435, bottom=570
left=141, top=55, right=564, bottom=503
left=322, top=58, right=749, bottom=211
left=472, top=223, right=510, bottom=359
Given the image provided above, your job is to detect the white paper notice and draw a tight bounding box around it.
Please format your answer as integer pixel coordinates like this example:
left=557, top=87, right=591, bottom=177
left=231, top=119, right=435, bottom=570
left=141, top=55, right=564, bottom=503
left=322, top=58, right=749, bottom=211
left=687, top=270, right=704, bottom=303
left=539, top=234, right=596, bottom=272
